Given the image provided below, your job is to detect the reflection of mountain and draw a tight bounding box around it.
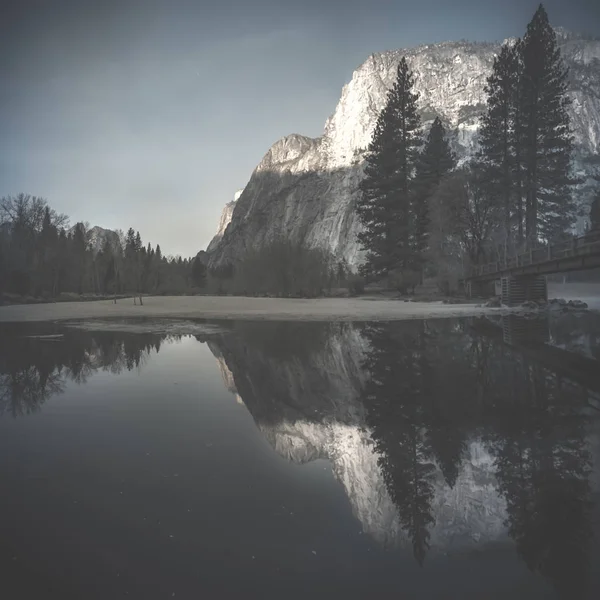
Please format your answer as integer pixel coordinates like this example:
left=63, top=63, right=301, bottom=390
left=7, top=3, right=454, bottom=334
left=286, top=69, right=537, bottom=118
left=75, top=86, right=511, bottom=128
left=3, top=318, right=598, bottom=597
left=207, top=323, right=500, bottom=552
left=207, top=319, right=599, bottom=594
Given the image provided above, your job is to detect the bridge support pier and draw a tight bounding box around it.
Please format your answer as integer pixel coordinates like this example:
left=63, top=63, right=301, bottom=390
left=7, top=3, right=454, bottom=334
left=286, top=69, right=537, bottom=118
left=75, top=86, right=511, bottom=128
left=501, top=275, right=547, bottom=306
left=466, top=280, right=495, bottom=298
left=502, top=315, right=550, bottom=345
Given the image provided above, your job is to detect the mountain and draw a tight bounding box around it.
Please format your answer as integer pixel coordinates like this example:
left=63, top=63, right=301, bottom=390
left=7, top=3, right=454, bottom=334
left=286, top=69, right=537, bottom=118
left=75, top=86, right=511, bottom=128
left=208, top=30, right=600, bottom=269
left=194, top=250, right=208, bottom=266
left=206, top=189, right=244, bottom=253
left=68, top=225, right=121, bottom=255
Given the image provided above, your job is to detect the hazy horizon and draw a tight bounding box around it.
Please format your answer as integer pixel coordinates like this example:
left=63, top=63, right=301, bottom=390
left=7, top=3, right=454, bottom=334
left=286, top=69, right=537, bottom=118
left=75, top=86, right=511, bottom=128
left=2, top=0, right=600, bottom=257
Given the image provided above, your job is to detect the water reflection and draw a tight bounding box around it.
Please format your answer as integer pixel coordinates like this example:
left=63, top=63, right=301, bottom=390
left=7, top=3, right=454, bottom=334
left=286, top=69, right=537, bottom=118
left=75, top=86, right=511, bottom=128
left=0, top=327, right=170, bottom=417
left=207, top=317, right=599, bottom=598
left=1, top=316, right=599, bottom=598
left=358, top=318, right=596, bottom=595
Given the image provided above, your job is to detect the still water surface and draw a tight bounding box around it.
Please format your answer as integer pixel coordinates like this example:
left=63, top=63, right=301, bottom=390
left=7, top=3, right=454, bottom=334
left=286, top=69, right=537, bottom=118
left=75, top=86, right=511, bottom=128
left=1, top=315, right=599, bottom=599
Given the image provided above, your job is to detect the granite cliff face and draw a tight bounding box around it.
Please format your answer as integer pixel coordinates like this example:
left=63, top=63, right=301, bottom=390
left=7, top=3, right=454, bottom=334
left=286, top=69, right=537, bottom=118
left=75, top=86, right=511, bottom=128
left=208, top=30, right=600, bottom=269
left=206, top=189, right=243, bottom=253
left=68, top=225, right=121, bottom=256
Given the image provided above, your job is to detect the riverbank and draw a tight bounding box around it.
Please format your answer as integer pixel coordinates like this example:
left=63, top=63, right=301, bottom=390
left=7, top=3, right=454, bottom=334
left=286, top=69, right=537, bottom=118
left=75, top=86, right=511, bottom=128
left=0, top=292, right=132, bottom=306
left=0, top=295, right=513, bottom=323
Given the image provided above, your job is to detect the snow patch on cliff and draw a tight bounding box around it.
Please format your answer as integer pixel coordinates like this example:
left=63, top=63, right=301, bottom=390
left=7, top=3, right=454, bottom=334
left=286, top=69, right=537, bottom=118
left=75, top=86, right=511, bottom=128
left=206, top=189, right=244, bottom=252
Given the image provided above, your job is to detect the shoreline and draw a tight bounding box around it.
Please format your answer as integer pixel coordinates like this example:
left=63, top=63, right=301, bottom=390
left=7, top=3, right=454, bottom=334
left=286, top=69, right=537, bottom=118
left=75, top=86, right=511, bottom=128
left=0, top=295, right=517, bottom=323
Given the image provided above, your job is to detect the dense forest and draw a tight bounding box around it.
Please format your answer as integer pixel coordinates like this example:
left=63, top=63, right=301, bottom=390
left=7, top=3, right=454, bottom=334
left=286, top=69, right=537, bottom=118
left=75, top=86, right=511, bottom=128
left=0, top=193, right=208, bottom=302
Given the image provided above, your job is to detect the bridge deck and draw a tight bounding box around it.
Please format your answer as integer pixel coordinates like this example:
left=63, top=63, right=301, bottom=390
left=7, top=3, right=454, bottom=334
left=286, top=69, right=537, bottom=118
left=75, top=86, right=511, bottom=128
left=467, top=232, right=600, bottom=282
left=471, top=317, right=600, bottom=394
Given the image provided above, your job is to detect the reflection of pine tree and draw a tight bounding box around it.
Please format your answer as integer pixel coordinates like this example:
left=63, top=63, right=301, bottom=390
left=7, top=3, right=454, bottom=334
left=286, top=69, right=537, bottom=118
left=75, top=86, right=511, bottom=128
left=424, top=322, right=473, bottom=489
left=0, top=329, right=167, bottom=417
left=486, top=358, right=593, bottom=599
left=427, top=421, right=465, bottom=490
left=361, top=322, right=436, bottom=565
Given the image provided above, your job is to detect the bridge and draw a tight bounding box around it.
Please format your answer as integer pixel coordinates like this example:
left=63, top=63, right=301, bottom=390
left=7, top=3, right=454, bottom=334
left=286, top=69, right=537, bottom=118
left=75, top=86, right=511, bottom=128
left=465, top=231, right=600, bottom=305
left=471, top=315, right=600, bottom=398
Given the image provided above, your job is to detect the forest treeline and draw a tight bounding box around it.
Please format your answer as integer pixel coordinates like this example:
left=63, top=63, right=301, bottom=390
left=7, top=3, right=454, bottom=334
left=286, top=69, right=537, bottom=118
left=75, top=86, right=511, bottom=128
left=0, top=193, right=358, bottom=302
left=0, top=193, right=208, bottom=302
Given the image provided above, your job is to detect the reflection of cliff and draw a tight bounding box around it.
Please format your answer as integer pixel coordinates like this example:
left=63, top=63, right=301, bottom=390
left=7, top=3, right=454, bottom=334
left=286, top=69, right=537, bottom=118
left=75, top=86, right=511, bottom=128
left=207, top=322, right=503, bottom=553
left=208, top=319, right=599, bottom=593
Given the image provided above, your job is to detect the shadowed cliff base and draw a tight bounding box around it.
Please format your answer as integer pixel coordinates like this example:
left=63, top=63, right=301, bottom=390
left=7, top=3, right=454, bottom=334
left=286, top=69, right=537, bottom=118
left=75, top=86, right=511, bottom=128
left=206, top=162, right=363, bottom=271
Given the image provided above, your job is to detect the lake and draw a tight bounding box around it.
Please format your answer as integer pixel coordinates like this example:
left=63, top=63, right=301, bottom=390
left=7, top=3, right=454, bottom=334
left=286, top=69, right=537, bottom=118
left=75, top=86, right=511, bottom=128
left=1, top=315, right=599, bottom=599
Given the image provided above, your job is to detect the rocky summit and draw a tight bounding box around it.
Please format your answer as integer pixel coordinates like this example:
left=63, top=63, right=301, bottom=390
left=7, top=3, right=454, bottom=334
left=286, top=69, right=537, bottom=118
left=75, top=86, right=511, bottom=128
left=207, top=29, right=600, bottom=269
left=68, top=225, right=121, bottom=256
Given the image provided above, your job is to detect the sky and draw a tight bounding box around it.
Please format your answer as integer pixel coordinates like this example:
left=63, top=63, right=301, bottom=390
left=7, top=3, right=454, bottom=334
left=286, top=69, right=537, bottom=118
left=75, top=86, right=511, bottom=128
left=1, top=0, right=600, bottom=257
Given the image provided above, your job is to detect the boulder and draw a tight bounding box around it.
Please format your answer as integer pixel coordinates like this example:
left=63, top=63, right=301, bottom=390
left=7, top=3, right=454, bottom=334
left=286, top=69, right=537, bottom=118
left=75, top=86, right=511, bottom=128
left=484, top=297, right=502, bottom=308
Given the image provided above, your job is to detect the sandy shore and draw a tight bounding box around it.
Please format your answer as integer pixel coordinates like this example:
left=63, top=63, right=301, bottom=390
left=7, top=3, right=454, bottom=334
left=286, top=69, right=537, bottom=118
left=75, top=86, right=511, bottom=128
left=0, top=295, right=511, bottom=323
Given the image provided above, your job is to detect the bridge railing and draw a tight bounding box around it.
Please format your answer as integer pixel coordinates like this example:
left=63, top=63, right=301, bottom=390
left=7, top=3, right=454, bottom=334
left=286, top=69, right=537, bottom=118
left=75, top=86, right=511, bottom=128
left=469, top=230, right=600, bottom=278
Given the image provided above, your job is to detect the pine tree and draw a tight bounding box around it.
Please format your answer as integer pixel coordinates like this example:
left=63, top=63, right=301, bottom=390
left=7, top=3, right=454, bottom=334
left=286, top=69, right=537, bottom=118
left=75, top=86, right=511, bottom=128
left=153, top=244, right=163, bottom=292
left=478, top=44, right=520, bottom=247
left=71, top=223, right=88, bottom=293
left=519, top=4, right=574, bottom=244
left=512, top=39, right=527, bottom=245
left=124, top=228, right=139, bottom=294
left=357, top=57, right=422, bottom=279
left=38, top=206, right=58, bottom=294
left=125, top=228, right=136, bottom=251
left=413, top=117, right=455, bottom=266
left=56, top=229, right=69, bottom=294
left=590, top=192, right=600, bottom=231
left=191, top=256, right=207, bottom=288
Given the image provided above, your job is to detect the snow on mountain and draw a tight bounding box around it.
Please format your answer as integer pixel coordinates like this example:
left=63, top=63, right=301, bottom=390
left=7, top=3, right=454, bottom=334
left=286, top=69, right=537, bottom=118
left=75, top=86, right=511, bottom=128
left=206, top=189, right=244, bottom=253
left=208, top=31, right=600, bottom=269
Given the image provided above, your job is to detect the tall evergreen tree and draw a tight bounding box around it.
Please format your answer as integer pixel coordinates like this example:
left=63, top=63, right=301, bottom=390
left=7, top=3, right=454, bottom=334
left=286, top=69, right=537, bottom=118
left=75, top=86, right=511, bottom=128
left=519, top=4, right=574, bottom=243
left=71, top=223, right=88, bottom=294
left=590, top=192, right=600, bottom=231
left=357, top=57, right=422, bottom=279
left=512, top=38, right=527, bottom=245
left=413, top=117, right=455, bottom=266
left=38, top=206, right=58, bottom=294
left=478, top=44, right=521, bottom=247
left=191, top=256, right=207, bottom=288
left=134, top=231, right=142, bottom=253
left=124, top=228, right=138, bottom=294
